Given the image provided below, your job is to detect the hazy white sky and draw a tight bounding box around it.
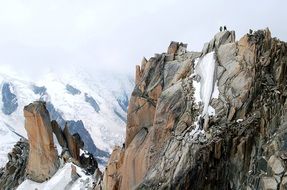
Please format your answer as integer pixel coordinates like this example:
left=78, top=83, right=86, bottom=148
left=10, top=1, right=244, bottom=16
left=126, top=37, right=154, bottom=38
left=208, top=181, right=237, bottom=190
left=0, top=0, right=286, bottom=78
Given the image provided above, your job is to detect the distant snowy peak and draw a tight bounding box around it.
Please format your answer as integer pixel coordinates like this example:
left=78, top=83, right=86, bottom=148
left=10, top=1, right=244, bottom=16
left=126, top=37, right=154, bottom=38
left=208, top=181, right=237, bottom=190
left=0, top=70, right=134, bottom=167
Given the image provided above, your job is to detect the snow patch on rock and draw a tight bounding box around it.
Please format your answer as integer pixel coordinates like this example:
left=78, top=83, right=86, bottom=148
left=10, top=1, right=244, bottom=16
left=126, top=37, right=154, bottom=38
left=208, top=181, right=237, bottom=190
left=190, top=51, right=217, bottom=134
left=17, top=163, right=94, bottom=190
left=195, top=51, right=217, bottom=117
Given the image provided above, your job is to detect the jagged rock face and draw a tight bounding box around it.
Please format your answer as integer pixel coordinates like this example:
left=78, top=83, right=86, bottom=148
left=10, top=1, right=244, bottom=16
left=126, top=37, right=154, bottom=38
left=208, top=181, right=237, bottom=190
left=102, top=29, right=287, bottom=190
left=0, top=139, right=29, bottom=190
left=63, top=123, right=84, bottom=162
left=103, top=41, right=200, bottom=189
left=80, top=152, right=98, bottom=174
left=102, top=146, right=124, bottom=189
left=51, top=120, right=67, bottom=149
left=24, top=101, right=60, bottom=182
left=65, top=120, right=109, bottom=165
left=0, top=101, right=100, bottom=189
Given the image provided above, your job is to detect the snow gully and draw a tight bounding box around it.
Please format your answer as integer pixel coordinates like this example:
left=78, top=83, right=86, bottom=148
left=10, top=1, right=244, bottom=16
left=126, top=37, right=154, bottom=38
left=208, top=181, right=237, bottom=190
left=191, top=51, right=218, bottom=133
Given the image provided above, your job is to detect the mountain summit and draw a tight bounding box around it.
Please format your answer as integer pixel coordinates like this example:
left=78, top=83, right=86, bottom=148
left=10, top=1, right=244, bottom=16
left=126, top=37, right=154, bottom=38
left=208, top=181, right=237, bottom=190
left=99, top=28, right=287, bottom=190
left=1, top=28, right=287, bottom=190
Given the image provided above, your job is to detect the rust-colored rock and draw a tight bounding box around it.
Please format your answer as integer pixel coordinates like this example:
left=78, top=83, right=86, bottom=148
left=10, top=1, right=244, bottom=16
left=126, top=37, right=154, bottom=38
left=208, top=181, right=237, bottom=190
left=101, top=28, right=287, bottom=190
left=24, top=101, right=59, bottom=182
left=51, top=120, right=66, bottom=149
left=167, top=41, right=179, bottom=55
left=63, top=123, right=84, bottom=162
left=125, top=55, right=165, bottom=147
left=135, top=65, right=141, bottom=85
left=103, top=146, right=124, bottom=190
left=103, top=41, right=198, bottom=189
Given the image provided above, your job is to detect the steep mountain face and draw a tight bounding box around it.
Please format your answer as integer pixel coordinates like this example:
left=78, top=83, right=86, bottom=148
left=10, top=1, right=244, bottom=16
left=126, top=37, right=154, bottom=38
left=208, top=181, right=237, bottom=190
left=101, top=29, right=287, bottom=190
left=24, top=102, right=60, bottom=182
left=0, top=28, right=285, bottom=190
left=0, top=101, right=102, bottom=190
left=0, top=70, right=133, bottom=167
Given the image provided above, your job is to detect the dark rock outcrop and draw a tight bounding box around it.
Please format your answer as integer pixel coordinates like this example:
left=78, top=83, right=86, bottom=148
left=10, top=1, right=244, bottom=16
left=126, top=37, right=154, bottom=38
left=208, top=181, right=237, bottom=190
left=1, top=82, right=18, bottom=115
left=32, top=85, right=47, bottom=96
left=24, top=101, right=60, bottom=182
left=80, top=151, right=98, bottom=174
left=63, top=123, right=84, bottom=162
left=65, top=120, right=109, bottom=165
left=66, top=84, right=81, bottom=95
left=85, top=93, right=100, bottom=112
left=101, top=28, right=287, bottom=190
left=51, top=120, right=67, bottom=149
left=0, top=139, right=28, bottom=190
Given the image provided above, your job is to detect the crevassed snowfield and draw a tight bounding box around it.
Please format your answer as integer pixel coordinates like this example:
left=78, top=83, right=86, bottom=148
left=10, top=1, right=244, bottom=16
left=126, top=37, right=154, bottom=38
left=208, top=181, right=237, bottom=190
left=0, top=68, right=134, bottom=167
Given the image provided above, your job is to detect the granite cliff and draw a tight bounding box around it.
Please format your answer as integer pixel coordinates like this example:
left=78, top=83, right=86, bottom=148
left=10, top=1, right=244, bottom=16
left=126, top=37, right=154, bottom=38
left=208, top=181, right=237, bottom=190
left=0, top=101, right=100, bottom=189
left=0, top=28, right=286, bottom=190
left=100, top=28, right=287, bottom=190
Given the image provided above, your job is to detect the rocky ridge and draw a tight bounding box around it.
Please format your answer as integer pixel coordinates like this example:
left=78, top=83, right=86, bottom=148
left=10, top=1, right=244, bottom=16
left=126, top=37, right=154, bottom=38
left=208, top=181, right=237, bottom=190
left=0, top=70, right=134, bottom=167
left=0, top=101, right=100, bottom=189
left=0, top=139, right=28, bottom=189
left=99, top=28, right=287, bottom=190
left=0, top=28, right=286, bottom=190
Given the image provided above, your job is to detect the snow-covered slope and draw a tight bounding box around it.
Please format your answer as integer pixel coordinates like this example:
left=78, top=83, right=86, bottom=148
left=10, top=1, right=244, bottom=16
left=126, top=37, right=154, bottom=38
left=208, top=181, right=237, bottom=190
left=0, top=68, right=134, bottom=167
left=17, top=163, right=95, bottom=190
